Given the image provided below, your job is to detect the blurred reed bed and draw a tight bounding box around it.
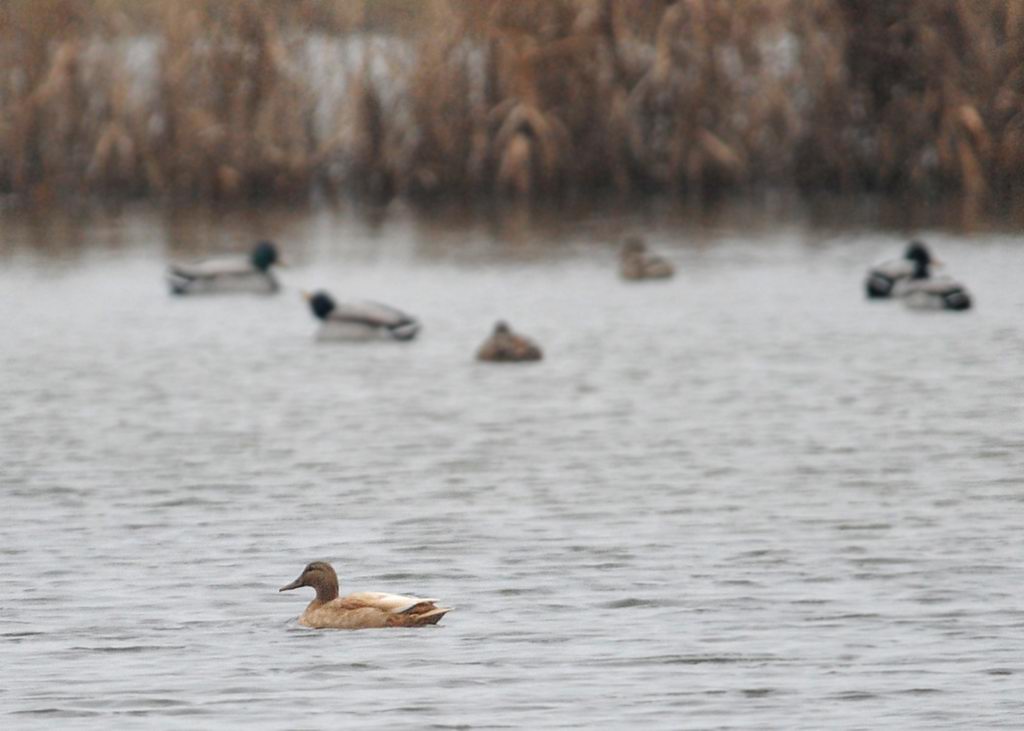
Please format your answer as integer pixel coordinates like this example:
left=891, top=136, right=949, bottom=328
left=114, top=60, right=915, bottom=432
left=2, top=0, right=1023, bottom=206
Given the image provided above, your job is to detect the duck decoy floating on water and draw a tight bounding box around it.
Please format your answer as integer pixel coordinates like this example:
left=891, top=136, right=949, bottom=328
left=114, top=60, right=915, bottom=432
left=899, top=245, right=972, bottom=310
left=167, top=240, right=282, bottom=295
left=476, top=321, right=543, bottom=362
left=864, top=241, right=935, bottom=299
left=279, top=561, right=451, bottom=629
left=304, top=290, right=420, bottom=341
left=865, top=241, right=971, bottom=310
left=901, top=276, right=973, bottom=311
left=620, top=236, right=674, bottom=280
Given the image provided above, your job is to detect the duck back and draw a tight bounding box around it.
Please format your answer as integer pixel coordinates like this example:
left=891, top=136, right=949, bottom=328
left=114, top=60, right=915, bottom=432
left=299, top=592, right=452, bottom=630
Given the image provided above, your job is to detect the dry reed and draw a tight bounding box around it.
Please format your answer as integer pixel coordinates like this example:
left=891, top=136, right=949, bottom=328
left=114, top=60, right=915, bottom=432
left=2, top=0, right=1023, bottom=207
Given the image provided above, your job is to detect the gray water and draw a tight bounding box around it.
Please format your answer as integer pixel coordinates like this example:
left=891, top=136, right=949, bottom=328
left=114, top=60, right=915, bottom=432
left=1, top=202, right=1022, bottom=729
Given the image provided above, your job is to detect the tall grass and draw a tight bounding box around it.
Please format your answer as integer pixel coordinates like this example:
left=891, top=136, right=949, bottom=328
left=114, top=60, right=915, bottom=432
left=2, top=0, right=1023, bottom=206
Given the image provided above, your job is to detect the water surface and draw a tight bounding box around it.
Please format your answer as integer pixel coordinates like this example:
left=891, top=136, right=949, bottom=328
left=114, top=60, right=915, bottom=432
left=1, top=202, right=1022, bottom=728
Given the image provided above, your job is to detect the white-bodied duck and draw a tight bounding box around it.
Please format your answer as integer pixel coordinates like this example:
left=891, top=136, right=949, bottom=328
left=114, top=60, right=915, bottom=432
left=168, top=240, right=282, bottom=295
left=864, top=240, right=931, bottom=298
left=304, top=290, right=420, bottom=341
left=866, top=241, right=971, bottom=310
left=279, top=561, right=451, bottom=630
left=898, top=245, right=972, bottom=311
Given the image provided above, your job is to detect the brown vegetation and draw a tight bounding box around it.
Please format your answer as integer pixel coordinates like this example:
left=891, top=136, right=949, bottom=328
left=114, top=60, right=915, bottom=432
left=2, top=0, right=1023, bottom=206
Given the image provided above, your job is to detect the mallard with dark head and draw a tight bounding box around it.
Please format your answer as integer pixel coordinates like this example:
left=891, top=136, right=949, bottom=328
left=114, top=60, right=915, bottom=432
left=899, top=245, right=972, bottom=311
left=865, top=240, right=934, bottom=299
left=167, top=240, right=282, bottom=295
left=304, top=290, right=420, bottom=341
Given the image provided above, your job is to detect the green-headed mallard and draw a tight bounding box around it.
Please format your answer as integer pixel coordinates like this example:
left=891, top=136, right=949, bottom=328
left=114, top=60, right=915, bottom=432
left=167, top=240, right=282, bottom=295
left=865, top=241, right=934, bottom=299
left=867, top=242, right=972, bottom=310
left=304, top=290, right=420, bottom=341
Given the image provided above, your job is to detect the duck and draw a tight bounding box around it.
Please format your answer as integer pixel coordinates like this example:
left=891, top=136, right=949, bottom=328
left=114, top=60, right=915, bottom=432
left=279, top=561, right=452, bottom=629
left=619, top=236, right=674, bottom=280
left=476, top=321, right=543, bottom=362
left=304, top=290, right=420, bottom=341
left=898, top=245, right=972, bottom=311
left=864, top=240, right=934, bottom=298
left=901, top=276, right=973, bottom=311
left=167, top=240, right=282, bottom=295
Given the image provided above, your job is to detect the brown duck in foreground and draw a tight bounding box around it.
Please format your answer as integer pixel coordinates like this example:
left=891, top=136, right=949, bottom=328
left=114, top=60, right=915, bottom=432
left=279, top=562, right=451, bottom=629
left=476, top=321, right=543, bottom=362
left=619, top=236, right=674, bottom=280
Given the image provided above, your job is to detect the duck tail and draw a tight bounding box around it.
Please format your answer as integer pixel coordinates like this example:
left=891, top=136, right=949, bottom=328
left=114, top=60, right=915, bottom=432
left=414, top=606, right=452, bottom=625
left=387, top=607, right=452, bottom=627
left=389, top=320, right=421, bottom=341
left=166, top=270, right=192, bottom=295
left=865, top=273, right=893, bottom=298
left=393, top=600, right=452, bottom=626
left=944, top=289, right=972, bottom=311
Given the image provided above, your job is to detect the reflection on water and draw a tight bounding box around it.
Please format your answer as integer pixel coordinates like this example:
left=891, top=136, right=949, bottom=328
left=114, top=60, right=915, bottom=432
left=1, top=201, right=1023, bottom=728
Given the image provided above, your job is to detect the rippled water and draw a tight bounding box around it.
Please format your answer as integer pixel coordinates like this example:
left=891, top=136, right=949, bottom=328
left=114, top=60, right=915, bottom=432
left=1, top=202, right=1023, bottom=729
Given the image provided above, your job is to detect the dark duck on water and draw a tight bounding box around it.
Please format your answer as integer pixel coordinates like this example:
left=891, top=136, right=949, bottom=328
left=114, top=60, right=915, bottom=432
left=619, top=236, right=675, bottom=281
left=476, top=321, right=543, bottom=362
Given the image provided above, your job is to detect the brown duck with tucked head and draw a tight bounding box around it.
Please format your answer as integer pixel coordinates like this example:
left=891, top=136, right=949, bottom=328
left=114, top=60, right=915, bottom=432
left=620, top=236, right=674, bottom=280
left=279, top=561, right=451, bottom=629
left=476, top=321, right=543, bottom=362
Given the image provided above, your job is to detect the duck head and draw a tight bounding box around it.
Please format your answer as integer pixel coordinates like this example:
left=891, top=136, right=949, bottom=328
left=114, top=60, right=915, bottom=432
left=622, top=236, right=647, bottom=256
left=904, top=240, right=935, bottom=279
left=279, top=561, right=340, bottom=602
left=494, top=320, right=511, bottom=335
left=251, top=241, right=280, bottom=271
left=304, top=291, right=336, bottom=320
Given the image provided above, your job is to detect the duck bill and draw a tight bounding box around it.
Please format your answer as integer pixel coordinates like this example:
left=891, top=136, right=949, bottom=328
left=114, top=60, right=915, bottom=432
left=279, top=577, right=304, bottom=592
left=301, top=290, right=312, bottom=302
